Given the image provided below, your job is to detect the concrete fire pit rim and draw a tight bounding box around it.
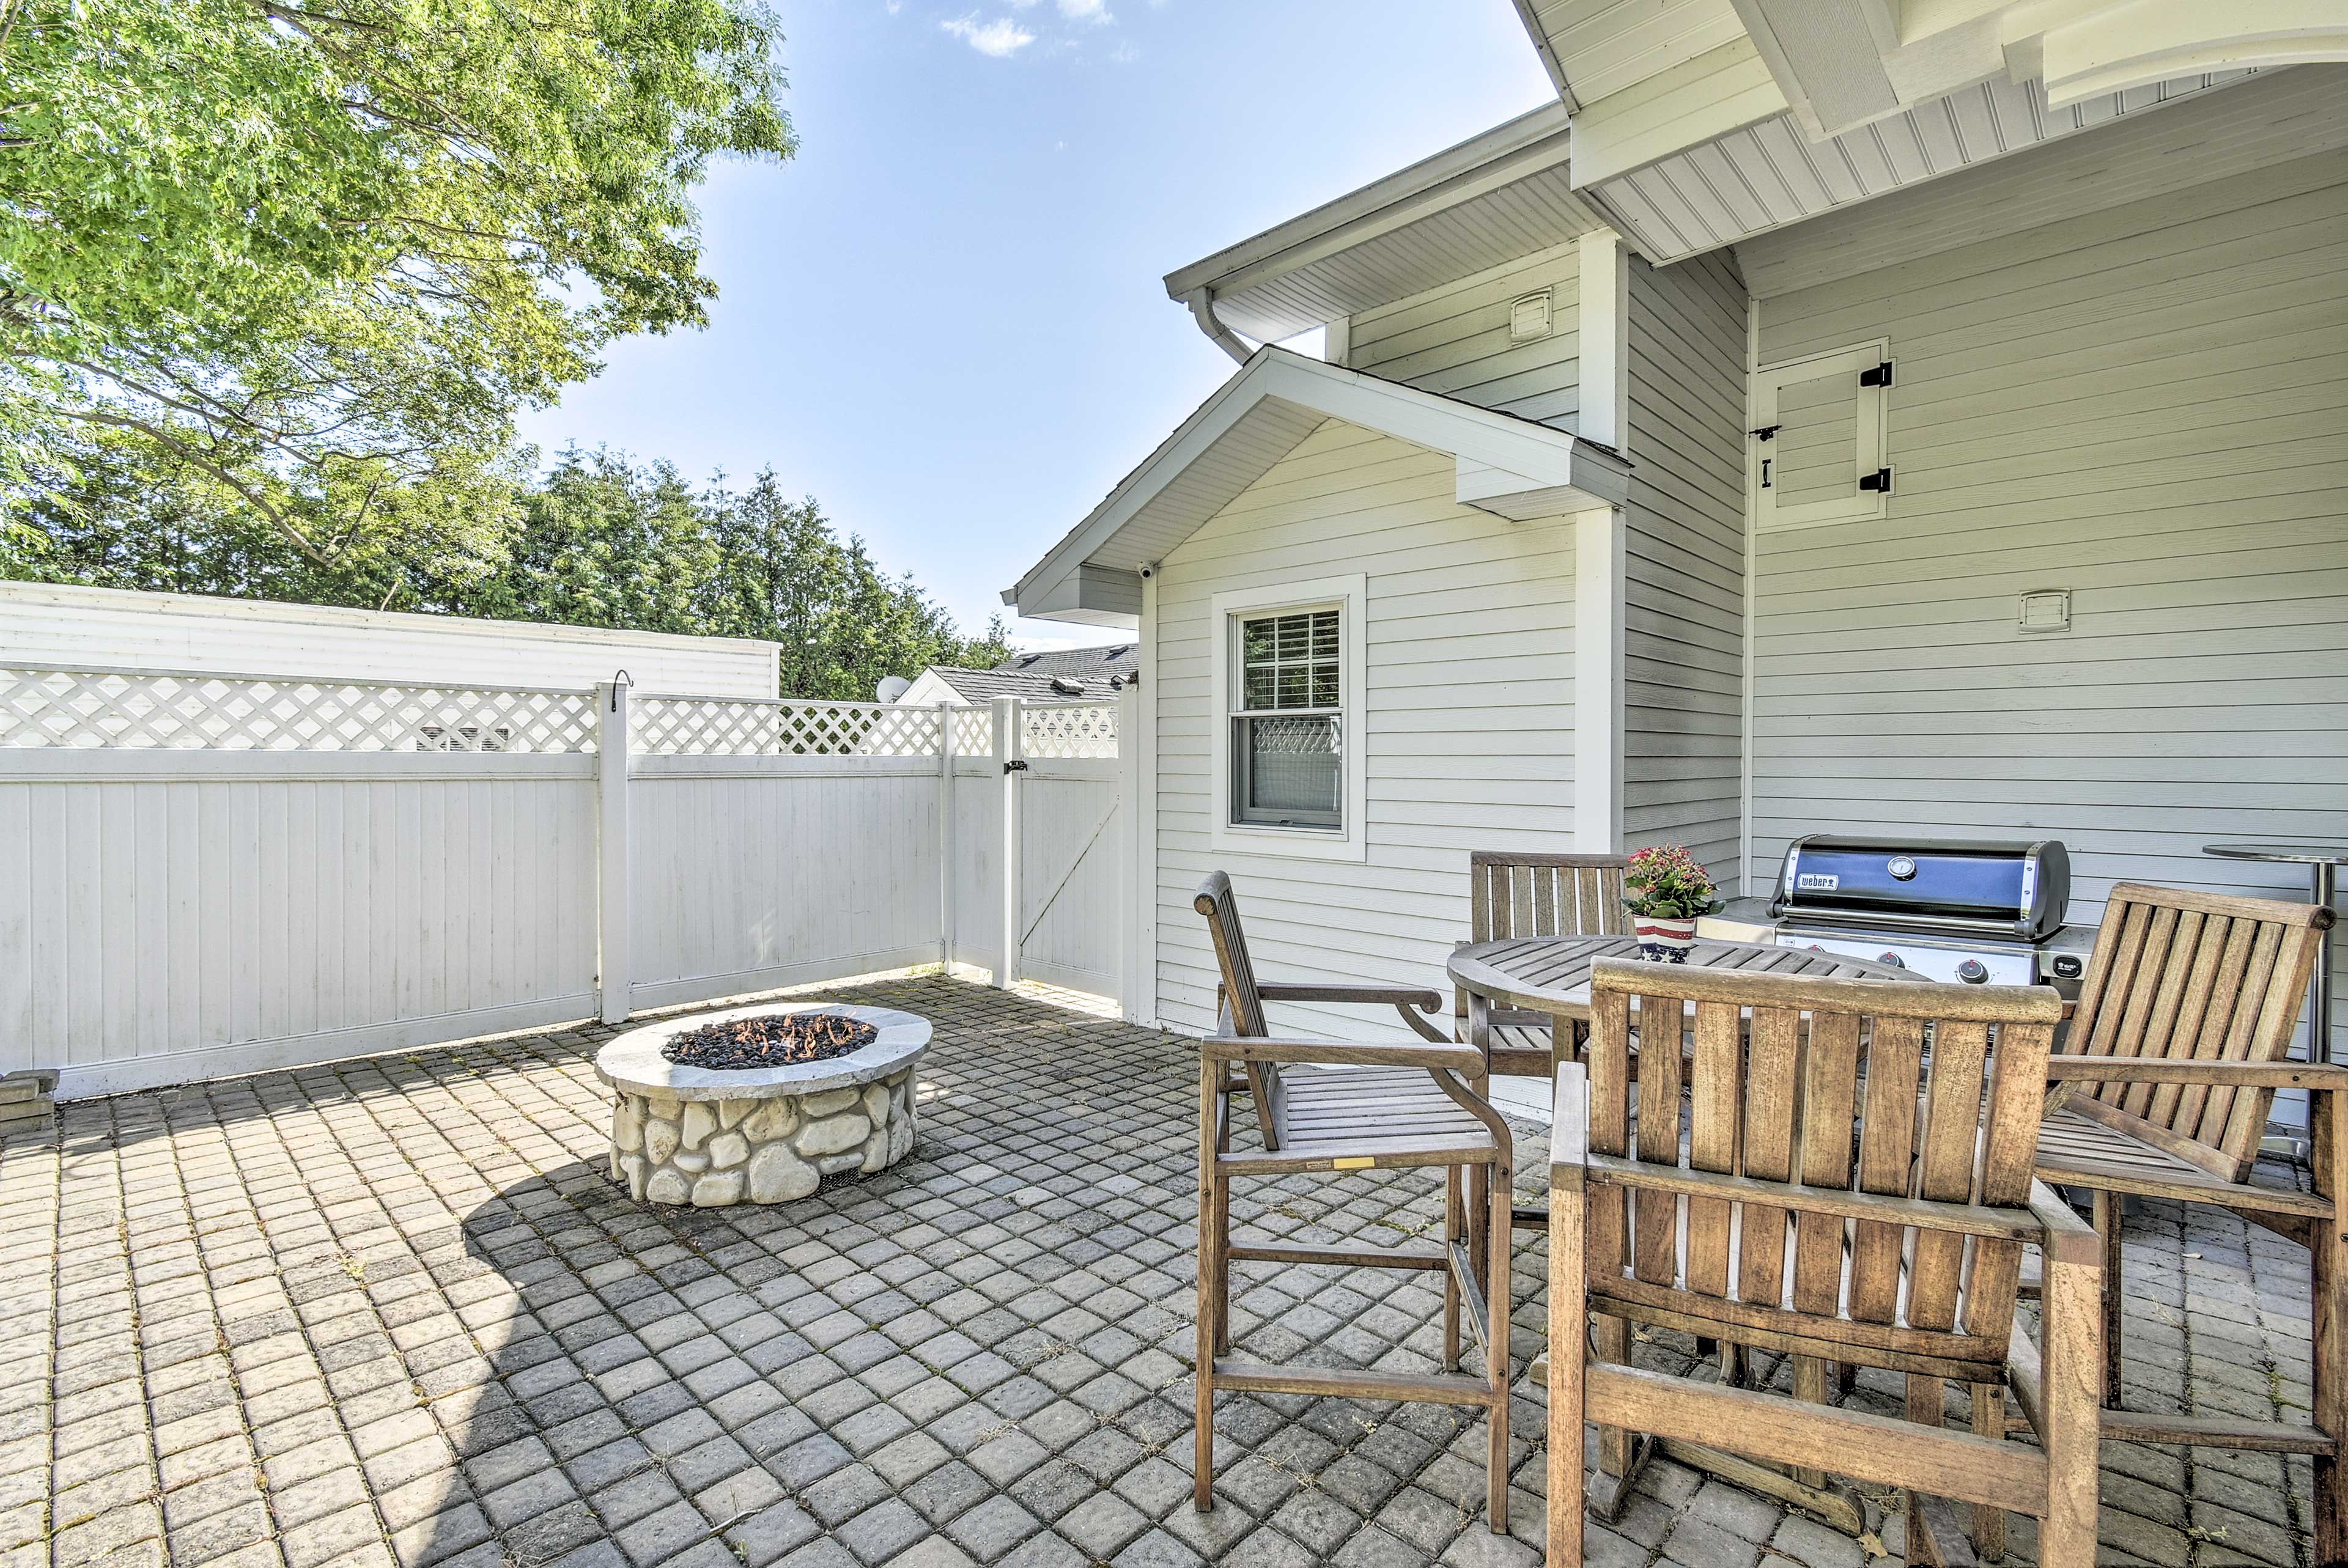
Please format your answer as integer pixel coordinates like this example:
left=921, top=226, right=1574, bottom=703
left=594, top=1003, right=931, bottom=1102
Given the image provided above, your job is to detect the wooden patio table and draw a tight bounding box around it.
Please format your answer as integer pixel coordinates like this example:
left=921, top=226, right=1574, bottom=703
left=1447, top=933, right=1918, bottom=1063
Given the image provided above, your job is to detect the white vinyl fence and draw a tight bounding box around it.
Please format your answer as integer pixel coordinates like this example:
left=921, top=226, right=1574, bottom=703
left=0, top=664, right=1134, bottom=1097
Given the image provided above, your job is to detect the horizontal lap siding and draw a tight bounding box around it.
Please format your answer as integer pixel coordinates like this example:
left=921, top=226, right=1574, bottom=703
left=1628, top=249, right=1748, bottom=880
left=1154, top=420, right=1576, bottom=1040
left=1750, top=150, right=2348, bottom=1059
left=1346, top=241, right=1582, bottom=426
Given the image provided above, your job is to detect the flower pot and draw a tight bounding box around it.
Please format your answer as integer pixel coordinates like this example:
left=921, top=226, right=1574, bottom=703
left=1631, top=914, right=1697, bottom=963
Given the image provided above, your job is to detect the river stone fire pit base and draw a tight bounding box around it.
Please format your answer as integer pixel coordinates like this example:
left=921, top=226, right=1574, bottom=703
left=593, top=1003, right=931, bottom=1207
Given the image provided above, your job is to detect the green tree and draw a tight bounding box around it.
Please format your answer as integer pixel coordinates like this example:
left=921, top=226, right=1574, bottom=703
left=698, top=469, right=1011, bottom=699
left=0, top=0, right=792, bottom=580
left=456, top=449, right=715, bottom=633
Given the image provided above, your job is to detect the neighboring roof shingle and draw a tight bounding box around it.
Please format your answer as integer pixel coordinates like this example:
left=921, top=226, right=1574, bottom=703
left=919, top=644, right=1138, bottom=703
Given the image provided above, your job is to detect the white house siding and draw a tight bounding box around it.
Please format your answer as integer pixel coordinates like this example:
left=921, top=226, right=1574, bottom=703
left=1151, top=418, right=1578, bottom=1040
left=1343, top=240, right=1582, bottom=427
left=0, top=581, right=780, bottom=698
left=1745, top=147, right=2348, bottom=1059
left=1626, top=249, right=1748, bottom=880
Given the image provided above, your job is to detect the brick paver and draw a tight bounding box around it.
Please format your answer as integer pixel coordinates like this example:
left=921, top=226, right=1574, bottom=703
left=0, top=975, right=2320, bottom=1567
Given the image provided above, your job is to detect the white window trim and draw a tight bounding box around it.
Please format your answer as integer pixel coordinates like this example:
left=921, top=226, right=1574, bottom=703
left=1209, top=574, right=1367, bottom=864
left=1753, top=337, right=1891, bottom=532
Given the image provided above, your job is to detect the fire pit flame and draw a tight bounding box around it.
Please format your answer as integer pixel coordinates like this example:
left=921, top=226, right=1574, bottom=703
left=659, top=1011, right=878, bottom=1071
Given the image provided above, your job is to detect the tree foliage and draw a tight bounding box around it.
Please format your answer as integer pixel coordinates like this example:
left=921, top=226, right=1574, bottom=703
left=0, top=0, right=792, bottom=576
left=4, top=446, right=1015, bottom=699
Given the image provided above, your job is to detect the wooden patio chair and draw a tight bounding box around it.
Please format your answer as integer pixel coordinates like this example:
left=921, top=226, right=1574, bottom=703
left=1191, top=870, right=1519, bottom=1530
left=1456, top=853, right=1631, bottom=1267
left=1546, top=959, right=2102, bottom=1565
left=1458, top=850, right=1629, bottom=1080
left=2029, top=881, right=2342, bottom=1557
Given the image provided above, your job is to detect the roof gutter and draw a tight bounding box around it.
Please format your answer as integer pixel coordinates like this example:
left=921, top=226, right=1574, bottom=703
left=1184, top=287, right=1252, bottom=365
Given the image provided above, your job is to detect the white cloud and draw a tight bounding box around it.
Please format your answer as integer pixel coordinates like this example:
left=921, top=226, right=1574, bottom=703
left=1057, top=0, right=1113, bottom=19
left=941, top=13, right=1036, bottom=55
left=1109, top=38, right=1138, bottom=61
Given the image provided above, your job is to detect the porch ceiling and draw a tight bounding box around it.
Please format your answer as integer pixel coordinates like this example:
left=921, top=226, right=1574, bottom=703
left=1589, top=65, right=2272, bottom=267
left=1005, top=349, right=1630, bottom=626
left=1516, top=1, right=2348, bottom=268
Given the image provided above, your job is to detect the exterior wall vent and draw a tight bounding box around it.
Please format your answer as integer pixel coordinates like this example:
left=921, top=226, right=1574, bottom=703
left=1508, top=290, right=1553, bottom=343
left=2018, top=589, right=2072, bottom=634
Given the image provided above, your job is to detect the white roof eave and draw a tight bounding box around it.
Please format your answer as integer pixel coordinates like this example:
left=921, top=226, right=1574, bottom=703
left=1006, top=349, right=1630, bottom=622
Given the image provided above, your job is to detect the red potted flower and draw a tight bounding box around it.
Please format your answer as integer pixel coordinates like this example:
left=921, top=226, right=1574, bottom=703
left=1623, top=845, right=1721, bottom=963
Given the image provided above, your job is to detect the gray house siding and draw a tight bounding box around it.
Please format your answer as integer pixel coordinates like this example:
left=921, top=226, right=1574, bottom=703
left=1626, top=249, right=1749, bottom=882
left=1344, top=240, right=1582, bottom=428
left=1744, top=147, right=2348, bottom=1061
left=1150, top=419, right=1577, bottom=1044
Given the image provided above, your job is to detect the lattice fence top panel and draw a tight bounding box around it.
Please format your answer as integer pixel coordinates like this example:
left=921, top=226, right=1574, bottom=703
left=1021, top=702, right=1118, bottom=759
left=951, top=707, right=994, bottom=757
left=632, top=696, right=944, bottom=757
left=0, top=666, right=597, bottom=752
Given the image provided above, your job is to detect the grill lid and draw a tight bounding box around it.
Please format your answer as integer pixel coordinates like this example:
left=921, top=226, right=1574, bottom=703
left=1770, top=834, right=2069, bottom=942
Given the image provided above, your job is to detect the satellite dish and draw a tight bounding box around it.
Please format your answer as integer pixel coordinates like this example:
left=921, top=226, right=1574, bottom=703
left=875, top=675, right=912, bottom=704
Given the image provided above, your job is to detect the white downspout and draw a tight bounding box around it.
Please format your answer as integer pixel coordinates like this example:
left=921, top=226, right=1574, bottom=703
left=1184, top=287, right=1252, bottom=365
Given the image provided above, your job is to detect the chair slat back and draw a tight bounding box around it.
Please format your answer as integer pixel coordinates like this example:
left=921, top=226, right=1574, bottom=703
left=1195, top=870, right=1267, bottom=1037
left=1586, top=960, right=2061, bottom=1367
left=1195, top=871, right=1287, bottom=1147
left=1470, top=851, right=1629, bottom=943
left=2064, top=882, right=2333, bottom=1180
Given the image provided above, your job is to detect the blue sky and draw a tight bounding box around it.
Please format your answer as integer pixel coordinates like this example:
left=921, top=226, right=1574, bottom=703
left=514, top=1, right=1555, bottom=650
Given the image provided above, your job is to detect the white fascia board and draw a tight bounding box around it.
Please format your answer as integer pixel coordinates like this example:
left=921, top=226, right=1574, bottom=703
left=2040, top=1, right=2348, bottom=106
left=1010, top=349, right=1626, bottom=617
left=1161, top=105, right=1574, bottom=304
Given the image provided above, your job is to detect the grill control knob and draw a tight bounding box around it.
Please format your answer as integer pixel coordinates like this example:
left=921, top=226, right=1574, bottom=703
left=1876, top=951, right=1905, bottom=968
left=1956, top=959, right=1990, bottom=984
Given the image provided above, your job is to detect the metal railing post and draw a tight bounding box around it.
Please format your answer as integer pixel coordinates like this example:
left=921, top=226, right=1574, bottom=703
left=596, top=679, right=632, bottom=1024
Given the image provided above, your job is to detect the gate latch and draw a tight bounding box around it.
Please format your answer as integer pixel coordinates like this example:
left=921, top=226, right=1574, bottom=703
left=1003, top=759, right=1030, bottom=774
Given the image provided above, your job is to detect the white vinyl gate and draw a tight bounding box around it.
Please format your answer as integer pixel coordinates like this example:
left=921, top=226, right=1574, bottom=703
left=0, top=664, right=1134, bottom=1097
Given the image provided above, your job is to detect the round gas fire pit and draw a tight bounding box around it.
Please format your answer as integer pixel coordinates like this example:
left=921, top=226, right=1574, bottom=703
left=594, top=1003, right=931, bottom=1207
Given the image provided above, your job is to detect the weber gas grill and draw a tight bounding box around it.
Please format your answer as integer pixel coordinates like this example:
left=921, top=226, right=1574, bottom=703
left=1767, top=834, right=2084, bottom=990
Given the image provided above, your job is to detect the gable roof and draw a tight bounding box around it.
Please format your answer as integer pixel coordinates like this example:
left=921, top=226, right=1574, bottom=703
left=1005, top=347, right=1630, bottom=625
left=923, top=644, right=1138, bottom=704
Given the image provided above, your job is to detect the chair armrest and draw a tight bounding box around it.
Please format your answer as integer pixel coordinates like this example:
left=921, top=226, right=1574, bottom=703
left=1255, top=984, right=1452, bottom=1043
left=1258, top=983, right=1444, bottom=1008
left=2028, top=1179, right=2101, bottom=1271
left=1200, top=1034, right=1486, bottom=1075
left=2045, top=1058, right=2348, bottom=1093
left=1551, top=1062, right=1589, bottom=1188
